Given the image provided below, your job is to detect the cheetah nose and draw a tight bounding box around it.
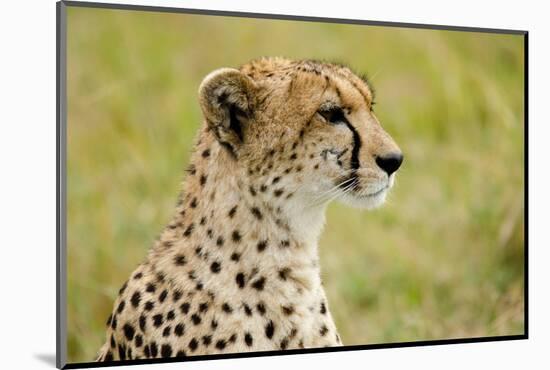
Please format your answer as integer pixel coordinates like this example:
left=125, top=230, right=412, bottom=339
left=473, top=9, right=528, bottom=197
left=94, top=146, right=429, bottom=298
left=375, top=152, right=403, bottom=176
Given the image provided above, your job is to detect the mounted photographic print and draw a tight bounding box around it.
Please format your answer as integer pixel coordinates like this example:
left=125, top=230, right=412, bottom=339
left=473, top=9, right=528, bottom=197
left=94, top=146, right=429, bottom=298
left=56, top=1, right=527, bottom=368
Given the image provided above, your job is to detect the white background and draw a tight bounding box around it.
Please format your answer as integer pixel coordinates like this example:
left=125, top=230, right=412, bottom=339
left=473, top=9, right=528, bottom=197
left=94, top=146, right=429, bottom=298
left=0, top=0, right=547, bottom=368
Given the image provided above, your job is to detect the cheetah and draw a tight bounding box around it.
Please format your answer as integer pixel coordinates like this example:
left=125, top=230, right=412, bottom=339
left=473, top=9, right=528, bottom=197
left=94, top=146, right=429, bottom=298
left=96, top=57, right=403, bottom=362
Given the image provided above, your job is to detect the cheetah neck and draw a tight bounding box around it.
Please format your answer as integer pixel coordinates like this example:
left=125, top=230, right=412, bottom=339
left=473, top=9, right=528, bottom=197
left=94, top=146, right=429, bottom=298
left=152, top=131, right=328, bottom=296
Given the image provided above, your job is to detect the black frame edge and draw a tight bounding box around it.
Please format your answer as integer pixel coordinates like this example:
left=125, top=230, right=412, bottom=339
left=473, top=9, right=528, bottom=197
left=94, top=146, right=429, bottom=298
left=523, top=32, right=529, bottom=338
left=62, top=0, right=527, bottom=35
left=62, top=335, right=527, bottom=369
left=57, top=1, right=68, bottom=369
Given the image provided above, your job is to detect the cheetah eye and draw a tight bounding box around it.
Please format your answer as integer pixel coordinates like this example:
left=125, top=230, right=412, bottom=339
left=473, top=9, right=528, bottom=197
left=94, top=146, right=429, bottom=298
left=318, top=106, right=347, bottom=125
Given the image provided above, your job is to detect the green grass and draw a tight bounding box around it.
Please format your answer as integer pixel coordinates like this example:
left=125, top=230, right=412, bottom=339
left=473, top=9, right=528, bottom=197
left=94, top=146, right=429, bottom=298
left=66, top=7, right=525, bottom=363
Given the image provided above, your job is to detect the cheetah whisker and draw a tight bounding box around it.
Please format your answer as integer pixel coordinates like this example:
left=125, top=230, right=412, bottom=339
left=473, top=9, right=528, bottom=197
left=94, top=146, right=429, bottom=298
left=311, top=174, right=356, bottom=200
left=307, top=177, right=357, bottom=209
left=309, top=181, right=357, bottom=209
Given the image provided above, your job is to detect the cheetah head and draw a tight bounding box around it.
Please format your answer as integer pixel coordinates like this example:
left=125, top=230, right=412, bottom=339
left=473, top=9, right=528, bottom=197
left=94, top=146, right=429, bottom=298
left=198, top=57, right=403, bottom=210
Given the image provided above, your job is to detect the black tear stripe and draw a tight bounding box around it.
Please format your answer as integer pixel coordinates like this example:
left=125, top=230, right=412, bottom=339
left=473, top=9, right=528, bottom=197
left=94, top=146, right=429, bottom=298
left=341, top=120, right=361, bottom=190
left=331, top=85, right=361, bottom=189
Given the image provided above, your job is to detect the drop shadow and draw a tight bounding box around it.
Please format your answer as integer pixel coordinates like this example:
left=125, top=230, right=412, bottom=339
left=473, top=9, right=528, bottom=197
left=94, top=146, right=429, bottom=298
left=34, top=353, right=57, bottom=367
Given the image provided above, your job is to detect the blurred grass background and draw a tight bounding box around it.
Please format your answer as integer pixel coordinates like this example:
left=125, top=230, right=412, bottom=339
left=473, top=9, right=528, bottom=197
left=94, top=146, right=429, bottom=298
left=66, top=6, right=525, bottom=363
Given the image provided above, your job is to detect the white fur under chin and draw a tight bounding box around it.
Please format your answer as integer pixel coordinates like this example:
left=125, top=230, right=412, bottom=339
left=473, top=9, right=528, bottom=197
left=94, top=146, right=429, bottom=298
left=284, top=174, right=395, bottom=248
left=338, top=188, right=388, bottom=209
left=285, top=194, right=328, bottom=246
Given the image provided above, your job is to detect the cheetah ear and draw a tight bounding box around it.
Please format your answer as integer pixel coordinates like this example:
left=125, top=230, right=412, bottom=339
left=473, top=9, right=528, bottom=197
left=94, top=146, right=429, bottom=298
left=198, top=68, right=256, bottom=155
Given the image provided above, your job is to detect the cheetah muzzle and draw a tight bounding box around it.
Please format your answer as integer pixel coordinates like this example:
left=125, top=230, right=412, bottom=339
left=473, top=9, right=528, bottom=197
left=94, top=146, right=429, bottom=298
left=96, top=57, right=403, bottom=362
